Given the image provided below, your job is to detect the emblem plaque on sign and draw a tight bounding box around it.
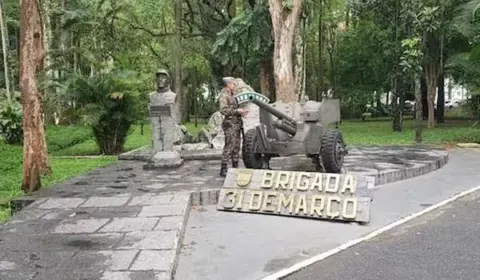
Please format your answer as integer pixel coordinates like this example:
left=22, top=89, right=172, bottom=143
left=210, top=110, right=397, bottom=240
left=235, top=169, right=253, bottom=187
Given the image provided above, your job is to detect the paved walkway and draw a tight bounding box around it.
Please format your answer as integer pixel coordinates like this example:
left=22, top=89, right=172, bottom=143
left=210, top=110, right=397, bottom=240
left=174, top=148, right=479, bottom=280
left=1, top=192, right=190, bottom=280
left=0, top=145, right=449, bottom=280
left=0, top=160, right=215, bottom=280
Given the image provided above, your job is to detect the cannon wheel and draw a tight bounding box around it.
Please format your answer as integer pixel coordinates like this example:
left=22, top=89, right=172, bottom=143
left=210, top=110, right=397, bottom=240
left=242, top=128, right=264, bottom=169
left=320, top=129, right=346, bottom=173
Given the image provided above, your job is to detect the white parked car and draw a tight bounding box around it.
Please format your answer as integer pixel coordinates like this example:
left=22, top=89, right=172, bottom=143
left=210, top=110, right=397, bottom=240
left=445, top=100, right=461, bottom=109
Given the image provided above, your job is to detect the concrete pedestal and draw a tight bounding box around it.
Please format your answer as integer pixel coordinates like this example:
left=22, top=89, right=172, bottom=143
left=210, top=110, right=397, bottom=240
left=143, top=151, right=184, bottom=170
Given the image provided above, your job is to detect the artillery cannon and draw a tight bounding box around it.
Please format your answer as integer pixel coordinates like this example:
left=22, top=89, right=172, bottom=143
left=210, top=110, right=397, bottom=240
left=241, top=94, right=347, bottom=173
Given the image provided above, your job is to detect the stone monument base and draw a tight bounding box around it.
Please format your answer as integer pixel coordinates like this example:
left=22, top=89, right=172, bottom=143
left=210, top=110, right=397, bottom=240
left=143, top=151, right=184, bottom=170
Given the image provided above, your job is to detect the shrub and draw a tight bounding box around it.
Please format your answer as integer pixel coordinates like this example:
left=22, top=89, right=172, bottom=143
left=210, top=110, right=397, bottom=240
left=65, top=70, right=141, bottom=155
left=465, top=94, right=480, bottom=120
left=0, top=100, right=23, bottom=145
left=46, top=125, right=93, bottom=152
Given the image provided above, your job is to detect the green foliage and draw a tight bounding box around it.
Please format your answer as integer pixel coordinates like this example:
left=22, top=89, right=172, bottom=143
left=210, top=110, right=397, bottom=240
left=46, top=125, right=93, bottom=152
left=0, top=97, right=23, bottom=144
left=211, top=3, right=272, bottom=66
left=282, top=0, right=294, bottom=10
left=64, top=70, right=142, bottom=155
left=400, top=37, right=423, bottom=76
left=465, top=94, right=480, bottom=119
left=334, top=19, right=391, bottom=117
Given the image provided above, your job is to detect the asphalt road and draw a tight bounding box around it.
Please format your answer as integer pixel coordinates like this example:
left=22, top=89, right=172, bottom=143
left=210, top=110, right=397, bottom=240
left=284, top=189, right=480, bottom=280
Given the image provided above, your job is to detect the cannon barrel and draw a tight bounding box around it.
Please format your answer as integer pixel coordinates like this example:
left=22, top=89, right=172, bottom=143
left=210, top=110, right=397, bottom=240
left=248, top=95, right=297, bottom=135
left=249, top=96, right=296, bottom=123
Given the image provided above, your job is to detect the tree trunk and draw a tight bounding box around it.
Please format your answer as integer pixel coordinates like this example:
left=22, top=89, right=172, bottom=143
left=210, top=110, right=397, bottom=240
left=436, top=32, right=445, bottom=123
left=229, top=0, right=236, bottom=18
left=421, top=76, right=428, bottom=120
left=327, top=25, right=337, bottom=98
left=391, top=0, right=401, bottom=132
left=268, top=0, right=303, bottom=103
left=447, top=76, right=452, bottom=100
left=0, top=0, right=10, bottom=102
left=41, top=0, right=52, bottom=73
left=425, top=63, right=438, bottom=128
left=345, top=1, right=350, bottom=30
left=414, top=77, right=422, bottom=143
left=294, top=14, right=306, bottom=101
left=391, top=75, right=402, bottom=132
left=259, top=59, right=270, bottom=97
left=20, top=0, right=51, bottom=193
left=173, top=0, right=183, bottom=122
left=436, top=70, right=445, bottom=123
left=317, top=0, right=324, bottom=101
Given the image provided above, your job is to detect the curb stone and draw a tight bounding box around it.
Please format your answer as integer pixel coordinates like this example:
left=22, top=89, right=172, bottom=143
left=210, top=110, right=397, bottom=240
left=186, top=150, right=449, bottom=206
left=457, top=143, right=480, bottom=148
left=373, top=152, right=449, bottom=186
left=170, top=193, right=192, bottom=280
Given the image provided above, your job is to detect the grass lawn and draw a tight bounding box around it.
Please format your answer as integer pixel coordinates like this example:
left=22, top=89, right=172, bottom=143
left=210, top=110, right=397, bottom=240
left=0, top=141, right=116, bottom=221
left=339, top=118, right=480, bottom=145
left=0, top=122, right=208, bottom=221
left=1, top=117, right=478, bottom=222
left=51, top=123, right=208, bottom=156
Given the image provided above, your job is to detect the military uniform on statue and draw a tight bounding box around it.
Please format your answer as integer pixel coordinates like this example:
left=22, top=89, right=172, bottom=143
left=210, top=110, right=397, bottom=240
left=218, top=77, right=248, bottom=177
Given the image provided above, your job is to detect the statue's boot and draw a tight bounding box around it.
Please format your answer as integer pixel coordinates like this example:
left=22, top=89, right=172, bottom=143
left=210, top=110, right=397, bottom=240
left=232, top=161, right=239, bottom=168
left=220, top=163, right=228, bottom=177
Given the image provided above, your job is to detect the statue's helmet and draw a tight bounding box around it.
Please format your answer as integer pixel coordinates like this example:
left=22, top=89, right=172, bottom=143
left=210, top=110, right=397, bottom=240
left=156, top=69, right=171, bottom=89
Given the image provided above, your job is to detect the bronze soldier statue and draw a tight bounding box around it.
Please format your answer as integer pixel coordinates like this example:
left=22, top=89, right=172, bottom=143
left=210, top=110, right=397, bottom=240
left=219, top=77, right=247, bottom=177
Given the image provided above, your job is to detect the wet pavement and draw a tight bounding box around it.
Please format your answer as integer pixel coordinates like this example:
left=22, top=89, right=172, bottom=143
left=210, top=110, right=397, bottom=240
left=0, top=145, right=449, bottom=280
left=284, top=189, right=480, bottom=280
left=175, top=148, right=480, bottom=280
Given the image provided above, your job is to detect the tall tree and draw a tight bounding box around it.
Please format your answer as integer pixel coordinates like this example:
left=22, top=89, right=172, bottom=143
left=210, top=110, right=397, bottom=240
left=269, top=0, right=304, bottom=102
left=173, top=0, right=183, bottom=121
left=19, top=0, right=51, bottom=192
left=0, top=0, right=10, bottom=102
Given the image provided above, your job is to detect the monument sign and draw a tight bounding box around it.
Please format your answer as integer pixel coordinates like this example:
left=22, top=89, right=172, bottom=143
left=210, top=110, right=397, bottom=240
left=217, top=169, right=373, bottom=223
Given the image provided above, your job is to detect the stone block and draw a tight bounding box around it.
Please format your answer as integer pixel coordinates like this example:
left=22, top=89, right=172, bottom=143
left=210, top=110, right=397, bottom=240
left=80, top=197, right=130, bottom=208
left=145, top=151, right=184, bottom=169
left=0, top=232, right=123, bottom=252
left=143, top=183, right=167, bottom=190
left=170, top=193, right=191, bottom=204
left=13, top=208, right=49, bottom=220
left=130, top=250, right=175, bottom=271
left=157, top=174, right=183, bottom=180
left=0, top=271, right=37, bottom=280
left=96, top=250, right=138, bottom=271
left=101, top=271, right=169, bottom=280
left=129, top=194, right=173, bottom=206
left=2, top=250, right=75, bottom=272
left=53, top=218, right=110, bottom=234
left=138, top=204, right=186, bottom=217
left=154, top=216, right=183, bottom=231
left=99, top=218, right=159, bottom=232
left=116, top=231, right=177, bottom=250
left=38, top=198, right=86, bottom=209
left=0, top=261, right=17, bottom=271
